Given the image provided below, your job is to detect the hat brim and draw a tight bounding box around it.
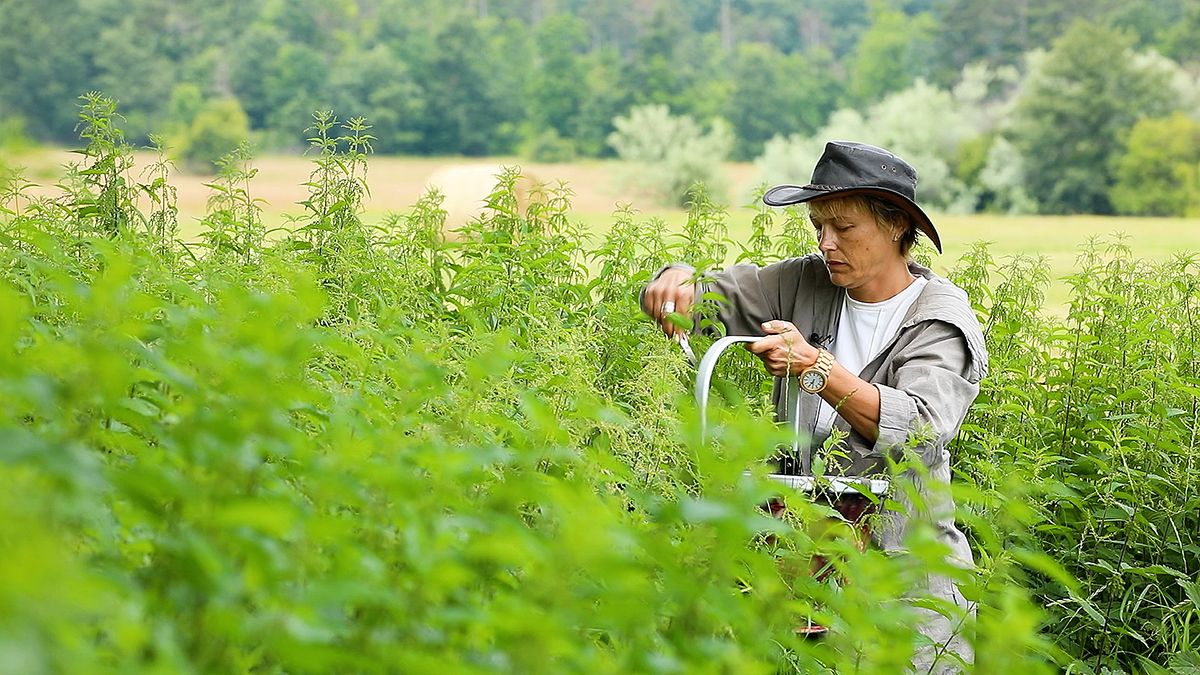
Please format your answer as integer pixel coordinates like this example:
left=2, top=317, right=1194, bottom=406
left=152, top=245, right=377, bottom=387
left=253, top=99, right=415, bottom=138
left=763, top=184, right=942, bottom=253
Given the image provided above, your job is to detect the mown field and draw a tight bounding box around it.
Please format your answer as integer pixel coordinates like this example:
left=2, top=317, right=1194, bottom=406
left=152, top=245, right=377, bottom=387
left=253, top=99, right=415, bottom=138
left=2, top=107, right=1199, bottom=673
left=10, top=145, right=1200, bottom=313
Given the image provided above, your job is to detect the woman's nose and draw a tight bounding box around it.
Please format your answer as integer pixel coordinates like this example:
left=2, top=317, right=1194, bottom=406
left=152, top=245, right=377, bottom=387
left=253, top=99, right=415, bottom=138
left=818, top=227, right=836, bottom=249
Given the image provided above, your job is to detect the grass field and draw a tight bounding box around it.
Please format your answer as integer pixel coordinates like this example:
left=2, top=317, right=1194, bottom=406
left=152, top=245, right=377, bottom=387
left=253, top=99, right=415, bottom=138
left=9, top=146, right=1200, bottom=312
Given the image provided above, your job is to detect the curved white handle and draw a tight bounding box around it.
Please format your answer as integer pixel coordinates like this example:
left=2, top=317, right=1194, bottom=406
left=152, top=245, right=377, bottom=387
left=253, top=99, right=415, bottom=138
left=693, top=335, right=762, bottom=421
left=694, top=335, right=804, bottom=456
left=692, top=335, right=888, bottom=496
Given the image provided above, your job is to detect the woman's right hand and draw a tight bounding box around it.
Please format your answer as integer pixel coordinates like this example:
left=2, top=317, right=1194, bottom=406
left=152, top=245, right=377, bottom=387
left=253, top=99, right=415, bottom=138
left=641, top=267, right=696, bottom=338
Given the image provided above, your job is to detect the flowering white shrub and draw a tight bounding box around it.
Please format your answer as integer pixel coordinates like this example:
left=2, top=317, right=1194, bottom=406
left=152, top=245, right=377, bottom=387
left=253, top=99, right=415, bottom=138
left=608, top=104, right=733, bottom=206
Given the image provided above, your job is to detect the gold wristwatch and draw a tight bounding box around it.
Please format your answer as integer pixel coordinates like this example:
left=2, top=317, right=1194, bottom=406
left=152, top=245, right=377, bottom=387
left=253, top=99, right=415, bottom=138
left=799, top=348, right=834, bottom=394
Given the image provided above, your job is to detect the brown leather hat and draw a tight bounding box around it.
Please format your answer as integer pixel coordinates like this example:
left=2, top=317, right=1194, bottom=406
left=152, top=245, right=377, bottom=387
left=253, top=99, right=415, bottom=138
left=763, top=141, right=942, bottom=253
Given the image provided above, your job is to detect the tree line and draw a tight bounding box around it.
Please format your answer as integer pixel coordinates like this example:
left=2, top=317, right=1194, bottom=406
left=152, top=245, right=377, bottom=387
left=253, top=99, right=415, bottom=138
left=1, top=0, right=1198, bottom=215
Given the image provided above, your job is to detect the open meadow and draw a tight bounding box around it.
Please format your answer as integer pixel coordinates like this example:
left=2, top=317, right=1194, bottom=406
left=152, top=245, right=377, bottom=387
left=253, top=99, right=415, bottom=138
left=10, top=146, right=1200, bottom=312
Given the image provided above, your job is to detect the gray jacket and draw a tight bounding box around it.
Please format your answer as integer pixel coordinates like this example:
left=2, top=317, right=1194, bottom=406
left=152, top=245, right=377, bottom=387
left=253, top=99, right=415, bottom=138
left=689, top=253, right=988, bottom=563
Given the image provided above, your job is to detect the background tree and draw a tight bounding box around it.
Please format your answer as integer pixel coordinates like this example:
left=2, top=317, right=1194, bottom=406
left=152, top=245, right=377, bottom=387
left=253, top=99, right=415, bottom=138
left=1159, top=1, right=1200, bottom=63
left=570, top=48, right=628, bottom=157
left=621, top=3, right=692, bottom=113
left=723, top=44, right=838, bottom=160
left=230, top=22, right=287, bottom=132
left=1110, top=113, right=1200, bottom=217
left=607, top=104, right=732, bottom=206
left=845, top=3, right=936, bottom=106
left=976, top=136, right=1037, bottom=214
left=1010, top=20, right=1177, bottom=214
left=262, top=43, right=329, bottom=148
left=929, top=0, right=1031, bottom=84
left=1104, top=0, right=1193, bottom=52
left=528, top=14, right=590, bottom=150
left=0, top=0, right=98, bottom=139
left=92, top=15, right=178, bottom=139
left=327, top=45, right=424, bottom=154
left=2, top=0, right=1200, bottom=201
left=177, top=98, right=251, bottom=172
left=482, top=18, right=536, bottom=153
left=411, top=16, right=526, bottom=155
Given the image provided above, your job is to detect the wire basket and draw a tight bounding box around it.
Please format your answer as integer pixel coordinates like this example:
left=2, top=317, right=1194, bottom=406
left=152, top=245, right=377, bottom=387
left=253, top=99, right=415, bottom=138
left=693, top=335, right=889, bottom=517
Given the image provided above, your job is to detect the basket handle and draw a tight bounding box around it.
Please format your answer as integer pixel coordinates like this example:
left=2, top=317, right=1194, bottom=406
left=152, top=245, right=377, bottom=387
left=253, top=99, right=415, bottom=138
left=694, top=335, right=805, bottom=460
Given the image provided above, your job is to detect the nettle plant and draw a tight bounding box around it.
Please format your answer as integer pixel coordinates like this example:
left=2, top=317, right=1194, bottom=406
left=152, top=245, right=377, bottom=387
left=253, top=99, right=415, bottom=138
left=0, top=95, right=1195, bottom=673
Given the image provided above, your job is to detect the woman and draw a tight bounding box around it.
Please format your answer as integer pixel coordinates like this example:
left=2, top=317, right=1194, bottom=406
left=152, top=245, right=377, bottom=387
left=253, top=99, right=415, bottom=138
left=641, top=141, right=987, bottom=672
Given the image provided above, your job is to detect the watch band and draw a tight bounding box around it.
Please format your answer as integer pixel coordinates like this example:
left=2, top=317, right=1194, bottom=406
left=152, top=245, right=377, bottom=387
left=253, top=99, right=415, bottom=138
left=811, top=348, right=834, bottom=376
left=799, top=348, right=835, bottom=394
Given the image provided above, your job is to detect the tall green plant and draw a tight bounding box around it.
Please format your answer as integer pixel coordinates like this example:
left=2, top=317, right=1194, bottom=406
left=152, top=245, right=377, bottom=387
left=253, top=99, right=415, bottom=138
left=66, top=92, right=139, bottom=242
left=8, top=95, right=1199, bottom=673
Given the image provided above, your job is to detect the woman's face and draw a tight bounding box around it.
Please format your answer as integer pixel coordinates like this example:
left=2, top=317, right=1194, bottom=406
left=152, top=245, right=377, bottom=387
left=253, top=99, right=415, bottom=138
left=809, top=199, right=908, bottom=301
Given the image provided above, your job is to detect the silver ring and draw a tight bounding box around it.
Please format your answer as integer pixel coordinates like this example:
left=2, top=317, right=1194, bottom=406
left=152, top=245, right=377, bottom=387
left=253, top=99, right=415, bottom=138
left=661, top=301, right=675, bottom=314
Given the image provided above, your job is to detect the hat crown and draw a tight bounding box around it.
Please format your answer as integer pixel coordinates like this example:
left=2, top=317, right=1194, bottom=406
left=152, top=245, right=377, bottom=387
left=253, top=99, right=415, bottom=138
left=759, top=139, right=942, bottom=252
left=811, top=141, right=918, bottom=200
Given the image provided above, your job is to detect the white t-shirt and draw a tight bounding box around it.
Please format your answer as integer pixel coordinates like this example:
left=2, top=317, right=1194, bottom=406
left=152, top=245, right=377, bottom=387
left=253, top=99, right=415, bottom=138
left=813, top=276, right=929, bottom=441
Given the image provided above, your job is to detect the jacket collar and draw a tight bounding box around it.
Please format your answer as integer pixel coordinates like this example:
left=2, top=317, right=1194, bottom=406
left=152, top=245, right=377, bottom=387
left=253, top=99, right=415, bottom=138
left=900, top=261, right=989, bottom=381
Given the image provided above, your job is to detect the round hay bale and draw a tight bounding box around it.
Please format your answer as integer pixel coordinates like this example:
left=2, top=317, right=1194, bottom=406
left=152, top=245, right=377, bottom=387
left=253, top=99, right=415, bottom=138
left=423, top=163, right=544, bottom=240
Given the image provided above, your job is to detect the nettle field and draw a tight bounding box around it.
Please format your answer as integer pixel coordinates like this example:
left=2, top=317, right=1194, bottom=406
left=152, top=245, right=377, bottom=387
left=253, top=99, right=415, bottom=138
left=2, top=99, right=1199, bottom=674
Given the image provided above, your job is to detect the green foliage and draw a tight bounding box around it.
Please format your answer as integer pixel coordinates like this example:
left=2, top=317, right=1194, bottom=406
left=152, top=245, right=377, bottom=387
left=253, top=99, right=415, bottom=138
left=569, top=47, right=629, bottom=158
left=0, top=99, right=996, bottom=672
left=723, top=44, right=838, bottom=160
left=2, top=94, right=1200, bottom=674
left=0, top=116, right=33, bottom=153
left=1159, top=1, right=1200, bottom=62
left=2, top=0, right=1198, bottom=212
left=1110, top=113, right=1200, bottom=217
left=90, top=9, right=177, bottom=140
left=412, top=16, right=527, bottom=155
left=608, top=105, right=733, bottom=207
left=620, top=5, right=692, bottom=114
left=845, top=3, right=936, bottom=106
left=66, top=92, right=139, bottom=240
left=263, top=42, right=329, bottom=148
left=927, top=0, right=1034, bottom=83
left=0, top=0, right=98, bottom=139
left=528, top=14, right=589, bottom=142
left=0, top=116, right=33, bottom=193
left=1011, top=20, right=1178, bottom=214
left=953, top=134, right=993, bottom=189
left=975, top=137, right=1037, bottom=215
left=198, top=141, right=262, bottom=266
left=326, top=44, right=424, bottom=155
left=174, top=98, right=252, bottom=174
left=950, top=240, right=1200, bottom=669
left=757, top=75, right=996, bottom=211
left=519, top=128, right=577, bottom=163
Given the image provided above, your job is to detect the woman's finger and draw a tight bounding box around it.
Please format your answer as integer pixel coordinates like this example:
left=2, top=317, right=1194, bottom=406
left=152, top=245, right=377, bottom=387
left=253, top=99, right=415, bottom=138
left=658, top=290, right=680, bottom=336
left=643, top=284, right=662, bottom=317
left=761, top=320, right=798, bottom=334
left=747, top=335, right=778, bottom=355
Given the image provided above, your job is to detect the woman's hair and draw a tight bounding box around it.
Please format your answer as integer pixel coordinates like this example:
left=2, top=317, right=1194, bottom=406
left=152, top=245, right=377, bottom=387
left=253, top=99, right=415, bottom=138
left=806, top=194, right=920, bottom=255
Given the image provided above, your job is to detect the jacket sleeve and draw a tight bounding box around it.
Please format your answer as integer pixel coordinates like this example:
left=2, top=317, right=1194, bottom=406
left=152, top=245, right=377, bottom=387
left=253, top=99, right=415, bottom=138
left=869, top=321, right=981, bottom=465
left=639, top=258, right=808, bottom=336
left=698, top=258, right=813, bottom=336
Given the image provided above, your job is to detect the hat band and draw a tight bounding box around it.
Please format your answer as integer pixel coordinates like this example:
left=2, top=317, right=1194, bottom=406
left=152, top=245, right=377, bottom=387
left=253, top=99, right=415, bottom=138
left=803, top=183, right=917, bottom=201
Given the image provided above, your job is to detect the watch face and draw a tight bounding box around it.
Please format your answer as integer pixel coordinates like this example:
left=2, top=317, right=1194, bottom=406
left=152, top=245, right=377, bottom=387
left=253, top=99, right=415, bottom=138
left=801, top=370, right=826, bottom=392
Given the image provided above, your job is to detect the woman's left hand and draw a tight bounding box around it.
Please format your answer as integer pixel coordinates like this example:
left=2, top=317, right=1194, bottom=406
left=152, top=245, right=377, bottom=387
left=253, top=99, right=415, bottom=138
left=746, top=320, right=820, bottom=377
